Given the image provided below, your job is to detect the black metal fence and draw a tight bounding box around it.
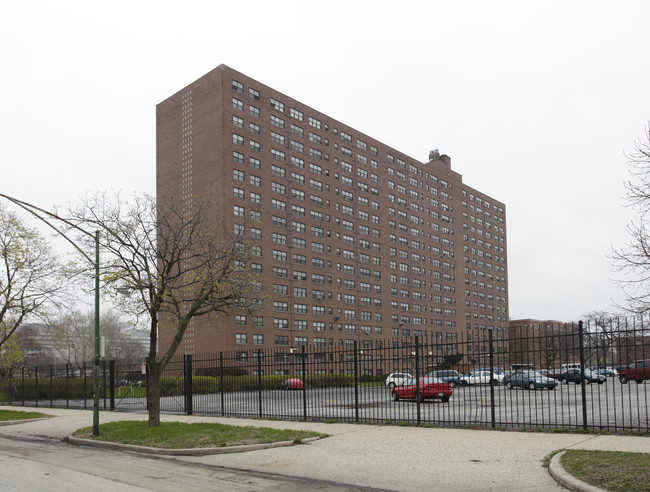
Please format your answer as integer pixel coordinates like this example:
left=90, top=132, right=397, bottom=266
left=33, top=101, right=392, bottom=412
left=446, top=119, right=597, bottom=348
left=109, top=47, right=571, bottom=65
left=2, top=319, right=649, bottom=433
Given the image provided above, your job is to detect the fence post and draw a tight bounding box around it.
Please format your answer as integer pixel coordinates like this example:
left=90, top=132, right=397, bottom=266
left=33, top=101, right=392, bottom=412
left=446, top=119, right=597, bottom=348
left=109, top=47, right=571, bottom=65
left=257, top=349, right=263, bottom=418
left=354, top=340, right=359, bottom=422
left=50, top=365, right=53, bottom=408
left=109, top=360, right=115, bottom=411
left=83, top=361, right=87, bottom=410
left=578, top=320, right=588, bottom=430
left=65, top=363, right=70, bottom=408
left=102, top=360, right=107, bottom=410
left=219, top=351, right=224, bottom=417
left=415, top=336, right=421, bottom=425
left=21, top=367, right=25, bottom=406
left=184, top=354, right=193, bottom=416
left=489, top=328, right=496, bottom=428
left=34, top=366, right=38, bottom=407
left=301, top=345, right=307, bottom=421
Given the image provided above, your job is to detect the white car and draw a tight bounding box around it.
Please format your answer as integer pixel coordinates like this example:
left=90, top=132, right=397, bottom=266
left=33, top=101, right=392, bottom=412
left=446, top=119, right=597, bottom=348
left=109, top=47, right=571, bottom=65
left=460, top=370, right=503, bottom=386
left=385, top=372, right=413, bottom=389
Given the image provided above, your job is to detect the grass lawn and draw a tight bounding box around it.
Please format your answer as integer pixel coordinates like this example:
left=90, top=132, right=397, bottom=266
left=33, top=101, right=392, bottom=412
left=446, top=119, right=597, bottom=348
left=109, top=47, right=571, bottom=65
left=0, top=409, right=49, bottom=421
left=73, top=420, right=327, bottom=449
left=561, top=449, right=650, bottom=492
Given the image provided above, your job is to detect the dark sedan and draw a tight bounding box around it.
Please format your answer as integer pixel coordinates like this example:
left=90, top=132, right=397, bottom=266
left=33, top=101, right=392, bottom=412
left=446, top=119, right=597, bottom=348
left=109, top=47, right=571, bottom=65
left=503, top=370, right=558, bottom=390
left=560, top=369, right=606, bottom=385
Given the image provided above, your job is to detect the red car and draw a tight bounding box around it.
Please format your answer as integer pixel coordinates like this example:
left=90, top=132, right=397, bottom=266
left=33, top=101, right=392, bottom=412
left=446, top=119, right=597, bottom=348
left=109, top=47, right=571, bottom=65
left=619, top=360, right=650, bottom=384
left=391, top=376, right=453, bottom=403
left=280, top=378, right=304, bottom=390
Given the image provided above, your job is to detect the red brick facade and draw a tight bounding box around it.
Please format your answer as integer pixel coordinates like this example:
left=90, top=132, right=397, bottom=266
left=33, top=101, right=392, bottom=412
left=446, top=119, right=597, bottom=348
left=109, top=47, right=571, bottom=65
left=156, top=65, right=509, bottom=369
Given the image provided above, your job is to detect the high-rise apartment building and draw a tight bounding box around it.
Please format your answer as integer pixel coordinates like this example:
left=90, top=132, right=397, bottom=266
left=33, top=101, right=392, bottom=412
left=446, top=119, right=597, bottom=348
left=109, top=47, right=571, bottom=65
left=157, top=65, right=508, bottom=366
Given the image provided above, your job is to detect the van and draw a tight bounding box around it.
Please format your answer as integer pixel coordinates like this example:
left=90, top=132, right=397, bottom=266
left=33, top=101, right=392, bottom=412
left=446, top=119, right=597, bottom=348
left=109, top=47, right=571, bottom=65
left=619, top=360, right=650, bottom=384
left=560, top=363, right=582, bottom=372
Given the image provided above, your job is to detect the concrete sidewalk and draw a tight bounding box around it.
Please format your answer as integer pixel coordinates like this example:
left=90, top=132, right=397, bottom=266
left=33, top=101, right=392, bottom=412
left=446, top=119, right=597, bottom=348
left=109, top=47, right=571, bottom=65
left=1, top=406, right=649, bottom=491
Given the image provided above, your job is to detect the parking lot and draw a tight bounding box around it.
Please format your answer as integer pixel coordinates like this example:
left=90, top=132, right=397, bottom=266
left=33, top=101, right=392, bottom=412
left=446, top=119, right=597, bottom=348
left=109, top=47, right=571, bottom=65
left=105, top=377, right=650, bottom=432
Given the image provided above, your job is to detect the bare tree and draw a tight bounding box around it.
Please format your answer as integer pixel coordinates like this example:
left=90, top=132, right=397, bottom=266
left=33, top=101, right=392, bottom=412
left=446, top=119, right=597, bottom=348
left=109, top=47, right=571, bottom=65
left=582, top=311, right=623, bottom=367
left=66, top=193, right=260, bottom=426
left=0, top=203, right=66, bottom=377
left=47, top=309, right=141, bottom=371
left=613, top=125, right=650, bottom=314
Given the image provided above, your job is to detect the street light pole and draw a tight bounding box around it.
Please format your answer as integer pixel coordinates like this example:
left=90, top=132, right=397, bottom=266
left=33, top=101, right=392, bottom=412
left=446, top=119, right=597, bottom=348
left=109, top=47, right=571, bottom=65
left=0, top=193, right=102, bottom=436
left=93, top=231, right=100, bottom=436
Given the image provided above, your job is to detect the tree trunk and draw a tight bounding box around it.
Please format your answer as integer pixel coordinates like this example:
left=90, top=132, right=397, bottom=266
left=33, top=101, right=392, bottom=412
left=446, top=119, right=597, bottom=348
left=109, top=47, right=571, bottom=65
left=147, top=362, right=161, bottom=427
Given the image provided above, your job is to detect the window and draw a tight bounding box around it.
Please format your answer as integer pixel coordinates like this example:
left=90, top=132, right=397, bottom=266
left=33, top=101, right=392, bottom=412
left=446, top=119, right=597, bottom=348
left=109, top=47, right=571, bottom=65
left=249, top=105, right=260, bottom=118
left=232, top=115, right=244, bottom=128
left=236, top=333, right=247, bottom=345
left=232, top=98, right=244, bottom=111
left=291, top=140, right=304, bottom=152
left=253, top=334, right=263, bottom=345
left=233, top=187, right=245, bottom=199
left=271, top=149, right=285, bottom=161
left=249, top=122, right=260, bottom=134
left=271, top=165, right=286, bottom=177
left=274, top=301, right=288, bottom=312
left=274, top=335, right=289, bottom=345
left=249, top=87, right=260, bottom=100
left=290, top=108, right=304, bottom=121
left=250, top=175, right=260, bottom=187
left=232, top=80, right=243, bottom=93
left=271, top=114, right=285, bottom=128
left=233, top=169, right=244, bottom=181
left=308, top=116, right=321, bottom=129
left=270, top=98, right=284, bottom=112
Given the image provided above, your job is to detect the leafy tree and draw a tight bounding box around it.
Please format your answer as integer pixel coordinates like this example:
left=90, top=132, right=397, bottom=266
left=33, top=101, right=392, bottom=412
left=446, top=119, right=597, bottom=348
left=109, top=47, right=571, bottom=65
left=66, top=193, right=260, bottom=426
left=613, top=125, right=650, bottom=313
left=0, top=203, right=65, bottom=378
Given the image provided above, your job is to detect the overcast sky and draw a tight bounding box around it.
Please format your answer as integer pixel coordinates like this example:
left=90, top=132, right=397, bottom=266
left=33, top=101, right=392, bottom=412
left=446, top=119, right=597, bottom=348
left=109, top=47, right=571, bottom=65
left=2, top=1, right=650, bottom=322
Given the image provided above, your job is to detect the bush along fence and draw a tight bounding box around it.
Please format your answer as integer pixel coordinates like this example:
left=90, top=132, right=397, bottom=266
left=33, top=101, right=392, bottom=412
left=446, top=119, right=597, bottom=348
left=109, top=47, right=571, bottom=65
left=2, top=319, right=649, bottom=432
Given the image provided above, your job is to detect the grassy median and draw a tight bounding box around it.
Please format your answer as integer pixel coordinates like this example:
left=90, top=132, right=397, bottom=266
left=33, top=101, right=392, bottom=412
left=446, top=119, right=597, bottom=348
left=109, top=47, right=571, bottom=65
left=73, top=420, right=327, bottom=449
left=560, top=449, right=650, bottom=492
left=0, top=409, right=49, bottom=421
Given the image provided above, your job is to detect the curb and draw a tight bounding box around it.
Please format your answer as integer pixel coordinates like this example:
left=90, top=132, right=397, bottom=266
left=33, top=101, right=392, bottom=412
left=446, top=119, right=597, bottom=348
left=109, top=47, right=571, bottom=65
left=67, top=435, right=322, bottom=456
left=548, top=451, right=607, bottom=492
left=0, top=417, right=50, bottom=427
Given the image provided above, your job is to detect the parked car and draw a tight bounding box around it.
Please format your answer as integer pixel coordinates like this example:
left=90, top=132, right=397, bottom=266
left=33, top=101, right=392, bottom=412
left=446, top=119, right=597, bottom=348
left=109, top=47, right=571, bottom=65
left=280, top=378, right=304, bottom=390
left=385, top=372, right=413, bottom=389
left=460, top=370, right=503, bottom=386
left=466, top=367, right=503, bottom=376
left=541, top=369, right=564, bottom=380
left=425, top=370, right=461, bottom=387
left=390, top=376, right=453, bottom=403
left=595, top=368, right=617, bottom=378
left=560, top=369, right=605, bottom=385
left=503, top=370, right=557, bottom=390
left=619, top=360, right=650, bottom=384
